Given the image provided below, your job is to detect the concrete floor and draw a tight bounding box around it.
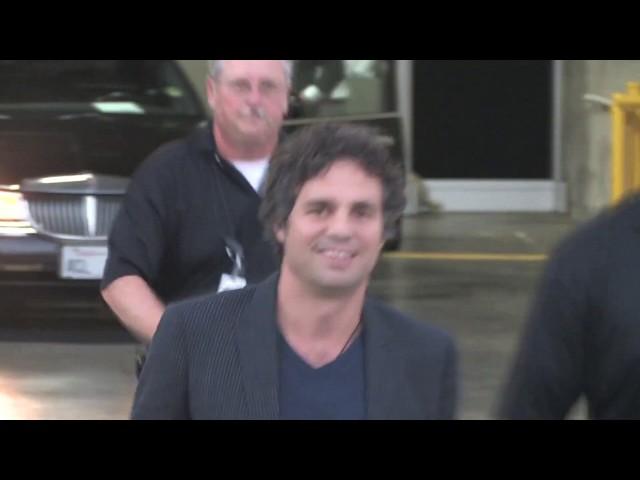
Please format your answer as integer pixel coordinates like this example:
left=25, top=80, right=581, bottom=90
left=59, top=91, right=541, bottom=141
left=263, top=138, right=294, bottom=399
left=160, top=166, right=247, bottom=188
left=0, top=212, right=580, bottom=420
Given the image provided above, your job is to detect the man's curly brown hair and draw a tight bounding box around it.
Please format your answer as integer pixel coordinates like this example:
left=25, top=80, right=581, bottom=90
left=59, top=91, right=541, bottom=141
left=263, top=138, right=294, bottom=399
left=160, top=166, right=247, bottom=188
left=259, top=122, right=406, bottom=252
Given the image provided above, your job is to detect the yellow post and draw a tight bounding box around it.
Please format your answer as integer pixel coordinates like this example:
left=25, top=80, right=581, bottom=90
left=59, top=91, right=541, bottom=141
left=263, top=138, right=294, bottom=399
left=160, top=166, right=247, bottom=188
left=635, top=116, right=640, bottom=193
left=612, top=96, right=626, bottom=203
left=611, top=82, right=640, bottom=204
left=631, top=84, right=640, bottom=202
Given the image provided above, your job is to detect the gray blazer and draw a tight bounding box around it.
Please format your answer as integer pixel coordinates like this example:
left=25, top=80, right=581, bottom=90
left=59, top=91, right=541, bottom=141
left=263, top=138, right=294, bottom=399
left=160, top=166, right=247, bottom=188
left=132, top=274, right=458, bottom=420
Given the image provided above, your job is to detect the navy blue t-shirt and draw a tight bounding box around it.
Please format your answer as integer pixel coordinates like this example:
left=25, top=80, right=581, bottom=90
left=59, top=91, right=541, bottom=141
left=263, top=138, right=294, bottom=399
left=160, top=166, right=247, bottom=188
left=278, top=332, right=366, bottom=420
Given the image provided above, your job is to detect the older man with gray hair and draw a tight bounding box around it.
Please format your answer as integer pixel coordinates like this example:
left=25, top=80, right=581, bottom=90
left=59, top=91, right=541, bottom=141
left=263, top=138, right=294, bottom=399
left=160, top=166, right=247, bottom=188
left=101, top=61, right=292, bottom=353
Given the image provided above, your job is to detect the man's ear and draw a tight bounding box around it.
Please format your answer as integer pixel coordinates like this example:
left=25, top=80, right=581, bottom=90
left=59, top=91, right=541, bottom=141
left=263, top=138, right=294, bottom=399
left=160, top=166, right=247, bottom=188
left=282, top=91, right=289, bottom=118
left=205, top=76, right=217, bottom=113
left=274, top=223, right=287, bottom=244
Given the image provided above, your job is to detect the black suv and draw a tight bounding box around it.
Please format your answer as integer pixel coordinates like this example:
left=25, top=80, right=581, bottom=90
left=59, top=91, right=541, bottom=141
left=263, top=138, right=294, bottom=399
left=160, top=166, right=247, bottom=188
left=0, top=60, right=207, bottom=287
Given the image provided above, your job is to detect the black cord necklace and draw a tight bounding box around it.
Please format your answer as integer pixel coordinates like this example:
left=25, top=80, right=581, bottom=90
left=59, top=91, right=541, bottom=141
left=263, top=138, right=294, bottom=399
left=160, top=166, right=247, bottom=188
left=339, top=318, right=363, bottom=355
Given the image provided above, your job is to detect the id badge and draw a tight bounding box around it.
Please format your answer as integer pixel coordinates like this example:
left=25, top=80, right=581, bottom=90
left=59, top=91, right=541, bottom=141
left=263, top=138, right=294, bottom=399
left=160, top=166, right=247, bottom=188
left=217, top=273, right=247, bottom=293
left=217, top=237, right=247, bottom=293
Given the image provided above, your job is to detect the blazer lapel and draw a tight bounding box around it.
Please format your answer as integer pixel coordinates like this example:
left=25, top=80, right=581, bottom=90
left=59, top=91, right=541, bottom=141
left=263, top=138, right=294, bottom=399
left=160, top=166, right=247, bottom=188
left=364, top=299, right=424, bottom=420
left=236, top=273, right=280, bottom=419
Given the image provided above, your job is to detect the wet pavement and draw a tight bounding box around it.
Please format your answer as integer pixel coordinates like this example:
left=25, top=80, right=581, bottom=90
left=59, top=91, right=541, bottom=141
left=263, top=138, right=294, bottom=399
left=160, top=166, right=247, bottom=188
left=0, top=212, right=579, bottom=419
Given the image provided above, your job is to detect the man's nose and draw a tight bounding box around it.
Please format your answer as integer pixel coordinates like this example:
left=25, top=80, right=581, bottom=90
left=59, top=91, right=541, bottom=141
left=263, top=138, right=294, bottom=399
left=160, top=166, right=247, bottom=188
left=245, top=85, right=263, bottom=104
left=326, top=211, right=354, bottom=239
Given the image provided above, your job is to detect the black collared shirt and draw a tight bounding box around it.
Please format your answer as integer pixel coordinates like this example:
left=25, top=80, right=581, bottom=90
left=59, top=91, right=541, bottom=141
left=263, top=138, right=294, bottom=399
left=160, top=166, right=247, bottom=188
left=101, top=123, right=279, bottom=304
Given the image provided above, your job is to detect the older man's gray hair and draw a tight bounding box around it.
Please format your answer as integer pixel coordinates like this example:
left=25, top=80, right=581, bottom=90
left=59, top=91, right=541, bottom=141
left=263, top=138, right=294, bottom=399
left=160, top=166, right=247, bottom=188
left=207, top=60, right=293, bottom=85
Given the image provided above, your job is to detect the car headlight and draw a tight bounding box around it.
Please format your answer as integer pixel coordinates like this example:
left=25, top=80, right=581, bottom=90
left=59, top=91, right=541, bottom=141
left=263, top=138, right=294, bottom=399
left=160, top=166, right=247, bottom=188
left=0, top=189, right=29, bottom=221
left=0, top=188, right=35, bottom=235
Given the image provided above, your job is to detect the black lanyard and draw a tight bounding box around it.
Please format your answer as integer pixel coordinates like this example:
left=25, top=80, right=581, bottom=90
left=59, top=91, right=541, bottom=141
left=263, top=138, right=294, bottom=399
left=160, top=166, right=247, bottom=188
left=212, top=153, right=246, bottom=278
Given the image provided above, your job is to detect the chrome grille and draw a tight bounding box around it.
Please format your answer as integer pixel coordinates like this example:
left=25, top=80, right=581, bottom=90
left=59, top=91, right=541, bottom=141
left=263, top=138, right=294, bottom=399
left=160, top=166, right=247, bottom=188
left=26, top=194, right=122, bottom=239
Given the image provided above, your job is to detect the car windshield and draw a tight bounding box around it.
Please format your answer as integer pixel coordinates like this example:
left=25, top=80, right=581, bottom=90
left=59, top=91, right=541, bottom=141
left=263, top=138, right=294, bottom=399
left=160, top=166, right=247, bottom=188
left=0, top=60, right=201, bottom=116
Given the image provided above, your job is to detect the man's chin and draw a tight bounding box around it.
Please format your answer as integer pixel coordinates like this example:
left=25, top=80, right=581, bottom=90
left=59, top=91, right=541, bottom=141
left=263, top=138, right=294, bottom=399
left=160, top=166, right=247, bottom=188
left=236, top=128, right=273, bottom=146
left=311, top=274, right=367, bottom=296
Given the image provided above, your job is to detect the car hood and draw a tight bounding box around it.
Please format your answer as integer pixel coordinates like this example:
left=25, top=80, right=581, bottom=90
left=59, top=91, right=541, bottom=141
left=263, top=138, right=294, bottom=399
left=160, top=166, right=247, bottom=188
left=0, top=109, right=206, bottom=192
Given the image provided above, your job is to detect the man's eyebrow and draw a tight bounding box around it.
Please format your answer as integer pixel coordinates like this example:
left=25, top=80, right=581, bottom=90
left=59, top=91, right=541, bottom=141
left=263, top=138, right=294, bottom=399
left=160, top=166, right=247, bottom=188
left=302, top=195, right=333, bottom=203
left=352, top=201, right=376, bottom=209
left=303, top=199, right=333, bottom=207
